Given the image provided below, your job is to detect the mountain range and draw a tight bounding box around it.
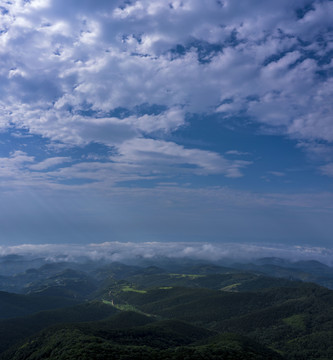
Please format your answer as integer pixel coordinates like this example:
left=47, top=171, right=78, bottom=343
left=0, top=256, right=333, bottom=359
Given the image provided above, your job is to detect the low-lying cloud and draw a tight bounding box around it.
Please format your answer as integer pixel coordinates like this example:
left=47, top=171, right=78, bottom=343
left=1, top=241, right=333, bottom=266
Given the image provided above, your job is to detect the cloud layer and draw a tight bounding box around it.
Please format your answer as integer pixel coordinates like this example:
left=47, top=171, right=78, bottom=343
left=0, top=0, right=332, bottom=186
left=1, top=241, right=333, bottom=266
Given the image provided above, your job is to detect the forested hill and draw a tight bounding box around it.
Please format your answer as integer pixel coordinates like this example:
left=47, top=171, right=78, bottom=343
left=0, top=259, right=333, bottom=359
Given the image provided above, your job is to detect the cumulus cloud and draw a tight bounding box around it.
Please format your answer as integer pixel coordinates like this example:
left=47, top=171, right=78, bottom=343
left=0, top=0, right=332, bottom=150
left=0, top=0, right=333, bottom=204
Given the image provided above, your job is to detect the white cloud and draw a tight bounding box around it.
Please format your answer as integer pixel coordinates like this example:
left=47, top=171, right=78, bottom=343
left=296, top=142, right=333, bottom=162
left=320, top=163, right=333, bottom=177
left=0, top=0, right=331, bottom=139
left=36, top=139, right=251, bottom=187
left=1, top=241, right=333, bottom=265
left=225, top=150, right=250, bottom=156
left=268, top=171, right=285, bottom=177
left=0, top=144, right=251, bottom=191
left=112, top=138, right=252, bottom=177
left=0, top=0, right=332, bottom=187
left=0, top=151, right=34, bottom=179
left=29, top=157, right=71, bottom=171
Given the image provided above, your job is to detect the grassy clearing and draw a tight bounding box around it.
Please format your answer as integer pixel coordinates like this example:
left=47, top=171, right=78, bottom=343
left=113, top=304, right=140, bottom=312
left=102, top=300, right=155, bottom=317
left=283, top=314, right=306, bottom=330
left=220, top=283, right=241, bottom=292
left=102, top=300, right=114, bottom=306
left=169, top=274, right=205, bottom=280
left=121, top=286, right=147, bottom=294
left=102, top=300, right=142, bottom=313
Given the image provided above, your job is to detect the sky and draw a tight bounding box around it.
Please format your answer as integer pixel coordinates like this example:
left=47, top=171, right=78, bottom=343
left=0, top=0, right=333, bottom=251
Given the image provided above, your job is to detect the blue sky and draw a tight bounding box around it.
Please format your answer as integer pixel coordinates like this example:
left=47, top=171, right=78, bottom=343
left=0, top=0, right=333, bottom=250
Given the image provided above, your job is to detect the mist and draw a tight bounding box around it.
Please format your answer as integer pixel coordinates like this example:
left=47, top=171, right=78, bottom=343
left=1, top=241, right=333, bottom=267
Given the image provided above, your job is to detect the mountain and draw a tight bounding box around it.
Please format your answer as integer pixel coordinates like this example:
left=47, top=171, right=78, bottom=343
left=24, top=269, right=98, bottom=299
left=0, top=259, right=332, bottom=359
left=118, top=271, right=303, bottom=292
left=0, top=301, right=119, bottom=354
left=231, top=258, right=333, bottom=289
left=0, top=291, right=79, bottom=319
left=0, top=255, right=47, bottom=276
left=1, top=313, right=282, bottom=360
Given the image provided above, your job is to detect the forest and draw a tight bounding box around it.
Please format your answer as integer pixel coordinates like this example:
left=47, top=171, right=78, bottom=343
left=0, top=255, right=333, bottom=359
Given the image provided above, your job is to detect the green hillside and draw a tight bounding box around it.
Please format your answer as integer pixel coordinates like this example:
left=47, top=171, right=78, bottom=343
left=24, top=269, right=98, bottom=299
left=1, top=314, right=282, bottom=360
left=119, top=271, right=303, bottom=292
left=0, top=301, right=119, bottom=354
left=0, top=262, right=333, bottom=359
left=0, top=291, right=79, bottom=319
